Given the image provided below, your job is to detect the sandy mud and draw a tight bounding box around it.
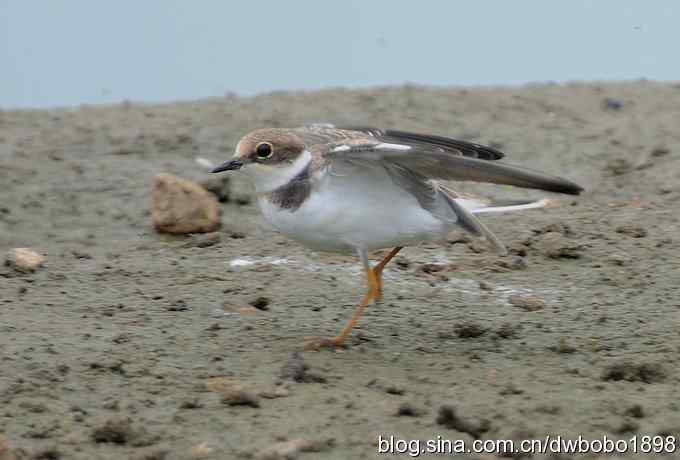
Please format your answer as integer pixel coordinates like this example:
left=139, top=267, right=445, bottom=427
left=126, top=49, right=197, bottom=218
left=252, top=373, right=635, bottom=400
left=1, top=82, right=679, bottom=459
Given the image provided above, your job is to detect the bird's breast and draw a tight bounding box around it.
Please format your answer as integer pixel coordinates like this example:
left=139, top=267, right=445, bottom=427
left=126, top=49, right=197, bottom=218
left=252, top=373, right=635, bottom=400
left=257, top=165, right=450, bottom=252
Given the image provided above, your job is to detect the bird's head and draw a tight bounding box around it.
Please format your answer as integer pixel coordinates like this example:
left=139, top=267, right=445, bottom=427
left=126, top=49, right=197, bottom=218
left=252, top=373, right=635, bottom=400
left=211, top=129, right=310, bottom=192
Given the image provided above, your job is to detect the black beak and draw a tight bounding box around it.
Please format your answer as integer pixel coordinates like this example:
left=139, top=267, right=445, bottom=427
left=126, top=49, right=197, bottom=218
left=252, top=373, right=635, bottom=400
left=210, top=159, right=243, bottom=173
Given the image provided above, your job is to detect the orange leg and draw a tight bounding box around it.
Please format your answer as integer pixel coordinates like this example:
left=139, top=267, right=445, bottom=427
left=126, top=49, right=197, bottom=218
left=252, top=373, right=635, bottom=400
left=372, top=246, right=403, bottom=302
left=304, top=247, right=402, bottom=350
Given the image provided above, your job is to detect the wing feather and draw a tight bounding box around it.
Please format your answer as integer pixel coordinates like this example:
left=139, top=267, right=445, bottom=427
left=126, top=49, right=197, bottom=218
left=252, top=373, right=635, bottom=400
left=340, top=126, right=505, bottom=160
left=320, top=137, right=583, bottom=195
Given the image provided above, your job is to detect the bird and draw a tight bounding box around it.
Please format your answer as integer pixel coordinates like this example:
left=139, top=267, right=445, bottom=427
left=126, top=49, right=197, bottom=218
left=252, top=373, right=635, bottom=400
left=210, top=124, right=583, bottom=350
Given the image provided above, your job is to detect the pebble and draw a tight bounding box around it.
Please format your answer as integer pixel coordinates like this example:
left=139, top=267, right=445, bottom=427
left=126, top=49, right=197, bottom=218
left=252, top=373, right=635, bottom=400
left=535, top=232, right=583, bottom=259
left=396, top=402, right=425, bottom=417
left=5, top=248, right=45, bottom=273
left=185, top=232, right=221, bottom=248
left=601, top=361, right=666, bottom=383
left=509, top=294, right=546, bottom=311
left=91, top=416, right=156, bottom=446
left=616, top=224, right=647, bottom=238
left=478, top=280, right=494, bottom=291
left=604, top=158, right=633, bottom=176
left=650, top=146, right=670, bottom=157
left=254, top=438, right=334, bottom=460
left=436, top=405, right=490, bottom=439
left=602, top=97, right=624, bottom=111
left=205, top=378, right=260, bottom=407
left=152, top=173, right=220, bottom=234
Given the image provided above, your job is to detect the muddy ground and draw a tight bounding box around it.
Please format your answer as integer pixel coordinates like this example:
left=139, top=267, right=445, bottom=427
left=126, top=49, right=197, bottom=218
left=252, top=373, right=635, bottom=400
left=1, top=82, right=679, bottom=459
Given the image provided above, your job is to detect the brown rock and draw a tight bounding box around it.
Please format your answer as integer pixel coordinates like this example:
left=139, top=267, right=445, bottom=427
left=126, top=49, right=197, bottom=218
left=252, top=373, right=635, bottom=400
left=601, top=361, right=666, bottom=383
left=604, top=158, right=633, bottom=176
left=91, top=416, right=156, bottom=446
left=5, top=248, right=45, bottom=273
left=650, top=146, right=670, bottom=157
left=436, top=405, right=490, bottom=439
left=454, top=322, right=487, bottom=338
left=509, top=294, right=546, bottom=311
left=616, top=224, right=647, bottom=238
left=152, top=173, right=220, bottom=234
left=478, top=280, right=494, bottom=291
left=205, top=378, right=260, bottom=407
left=255, top=438, right=333, bottom=460
left=535, top=232, right=582, bottom=258
left=259, top=385, right=290, bottom=399
left=190, top=442, right=214, bottom=458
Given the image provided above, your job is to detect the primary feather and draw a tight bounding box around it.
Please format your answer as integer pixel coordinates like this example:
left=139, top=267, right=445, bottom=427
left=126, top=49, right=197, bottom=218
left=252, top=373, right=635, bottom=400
left=299, top=125, right=583, bottom=196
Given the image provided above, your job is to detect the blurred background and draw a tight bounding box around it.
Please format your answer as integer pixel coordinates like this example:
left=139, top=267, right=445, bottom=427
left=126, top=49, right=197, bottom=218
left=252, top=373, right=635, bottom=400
left=1, top=0, right=678, bottom=109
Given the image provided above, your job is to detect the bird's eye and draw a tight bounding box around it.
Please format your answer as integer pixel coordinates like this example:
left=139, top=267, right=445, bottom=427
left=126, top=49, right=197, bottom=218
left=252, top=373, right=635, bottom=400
left=255, top=142, right=273, bottom=159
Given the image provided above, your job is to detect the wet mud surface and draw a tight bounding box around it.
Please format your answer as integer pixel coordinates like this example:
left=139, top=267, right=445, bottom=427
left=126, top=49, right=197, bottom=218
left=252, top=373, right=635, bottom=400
left=1, top=82, right=679, bottom=459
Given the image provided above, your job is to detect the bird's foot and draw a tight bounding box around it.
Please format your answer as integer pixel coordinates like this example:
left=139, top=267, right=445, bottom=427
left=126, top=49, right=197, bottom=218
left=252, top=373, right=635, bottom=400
left=303, top=335, right=347, bottom=351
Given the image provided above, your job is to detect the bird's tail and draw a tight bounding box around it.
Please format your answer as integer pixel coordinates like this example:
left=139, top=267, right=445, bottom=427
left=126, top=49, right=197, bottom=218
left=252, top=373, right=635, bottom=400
left=438, top=184, right=554, bottom=255
left=468, top=198, right=551, bottom=214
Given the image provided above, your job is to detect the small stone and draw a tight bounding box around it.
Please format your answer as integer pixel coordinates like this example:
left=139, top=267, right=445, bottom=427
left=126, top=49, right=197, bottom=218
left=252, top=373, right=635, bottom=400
left=185, top=232, right=221, bottom=248
left=436, top=405, right=490, bottom=439
left=280, top=352, right=307, bottom=382
left=616, top=224, right=647, bottom=238
left=455, top=322, right=487, bottom=338
left=249, top=296, right=271, bottom=311
left=152, top=173, right=221, bottom=234
left=608, top=252, right=631, bottom=266
left=535, top=232, right=582, bottom=259
left=91, top=416, right=155, bottom=446
left=624, top=404, right=645, bottom=418
left=509, top=294, right=546, bottom=311
left=496, top=322, right=520, bottom=339
left=280, top=352, right=326, bottom=383
left=614, top=420, right=640, bottom=434
left=167, top=299, right=189, bottom=312
left=254, top=438, right=333, bottom=460
left=5, top=248, right=45, bottom=273
left=223, top=303, right=260, bottom=315
left=133, top=448, right=168, bottom=460
left=604, top=158, right=633, bottom=176
left=553, top=337, right=576, bottom=354
left=205, top=378, right=260, bottom=407
left=602, top=97, right=624, bottom=111
left=190, top=442, right=214, bottom=459
left=396, top=402, right=425, bottom=417
left=259, top=385, right=290, bottom=399
left=416, top=263, right=446, bottom=275
left=478, top=280, right=494, bottom=291
left=367, top=379, right=405, bottom=395
left=498, top=383, right=525, bottom=396
left=179, top=398, right=202, bottom=410
left=601, top=362, right=666, bottom=384
left=394, top=256, right=410, bottom=270
left=650, top=146, right=670, bottom=157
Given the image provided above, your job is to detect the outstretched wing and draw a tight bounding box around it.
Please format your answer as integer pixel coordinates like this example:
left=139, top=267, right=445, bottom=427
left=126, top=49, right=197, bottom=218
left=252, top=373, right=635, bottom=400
left=304, top=126, right=583, bottom=195
left=303, top=123, right=504, bottom=160
left=338, top=126, right=505, bottom=160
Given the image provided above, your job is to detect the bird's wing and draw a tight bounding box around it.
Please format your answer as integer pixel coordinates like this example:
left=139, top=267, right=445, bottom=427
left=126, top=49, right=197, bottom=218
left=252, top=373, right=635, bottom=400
left=307, top=127, right=583, bottom=195
left=303, top=123, right=504, bottom=160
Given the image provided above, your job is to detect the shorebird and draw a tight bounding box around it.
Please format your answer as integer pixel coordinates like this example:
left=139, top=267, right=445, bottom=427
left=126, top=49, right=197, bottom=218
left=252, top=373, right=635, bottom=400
left=211, top=124, right=582, bottom=349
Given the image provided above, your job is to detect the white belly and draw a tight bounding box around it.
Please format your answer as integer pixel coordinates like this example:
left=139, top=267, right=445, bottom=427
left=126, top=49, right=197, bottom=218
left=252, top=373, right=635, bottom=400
left=257, top=164, right=452, bottom=253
